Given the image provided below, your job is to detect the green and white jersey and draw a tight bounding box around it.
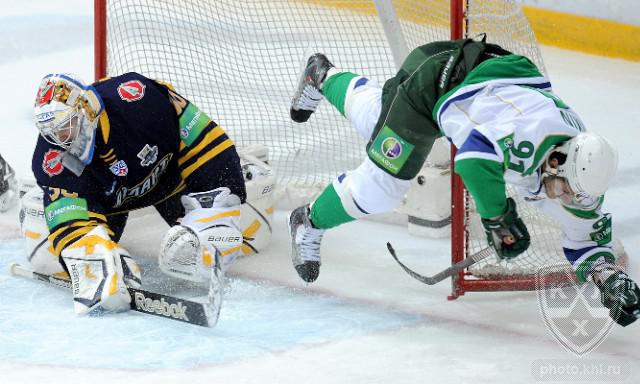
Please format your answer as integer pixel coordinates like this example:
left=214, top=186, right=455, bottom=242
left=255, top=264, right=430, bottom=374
left=432, top=55, right=615, bottom=280
left=434, top=55, right=586, bottom=218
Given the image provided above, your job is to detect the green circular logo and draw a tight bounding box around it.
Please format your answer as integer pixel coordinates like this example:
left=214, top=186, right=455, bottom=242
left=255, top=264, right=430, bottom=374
left=381, top=137, right=402, bottom=159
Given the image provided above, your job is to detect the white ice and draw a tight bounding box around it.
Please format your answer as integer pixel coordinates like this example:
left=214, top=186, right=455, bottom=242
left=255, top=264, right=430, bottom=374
left=0, top=1, right=638, bottom=383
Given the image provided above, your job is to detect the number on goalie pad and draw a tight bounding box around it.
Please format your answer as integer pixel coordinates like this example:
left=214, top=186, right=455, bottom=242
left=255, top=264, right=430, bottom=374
left=61, top=225, right=141, bottom=315
left=159, top=187, right=243, bottom=283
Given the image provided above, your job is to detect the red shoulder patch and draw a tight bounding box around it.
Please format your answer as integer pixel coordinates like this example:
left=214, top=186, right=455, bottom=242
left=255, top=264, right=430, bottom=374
left=117, top=80, right=146, bottom=102
left=42, top=149, right=64, bottom=176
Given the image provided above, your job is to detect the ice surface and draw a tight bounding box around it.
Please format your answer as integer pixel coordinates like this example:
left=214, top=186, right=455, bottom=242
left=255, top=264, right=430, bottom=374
left=0, top=1, right=638, bottom=383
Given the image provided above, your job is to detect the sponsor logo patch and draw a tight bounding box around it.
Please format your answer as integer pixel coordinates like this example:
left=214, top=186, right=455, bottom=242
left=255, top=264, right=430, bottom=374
left=117, top=80, right=146, bottom=102
left=42, top=149, right=64, bottom=176
left=381, top=137, right=403, bottom=159
left=367, top=126, right=414, bottom=175
left=44, top=197, right=89, bottom=230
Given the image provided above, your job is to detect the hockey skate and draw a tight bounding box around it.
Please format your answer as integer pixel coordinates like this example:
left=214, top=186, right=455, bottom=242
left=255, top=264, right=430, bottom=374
left=594, top=267, right=640, bottom=326
left=288, top=205, right=325, bottom=283
left=290, top=53, right=334, bottom=123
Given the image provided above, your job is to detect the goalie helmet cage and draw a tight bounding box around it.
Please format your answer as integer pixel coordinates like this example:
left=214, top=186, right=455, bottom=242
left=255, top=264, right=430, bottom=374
left=94, top=0, right=620, bottom=299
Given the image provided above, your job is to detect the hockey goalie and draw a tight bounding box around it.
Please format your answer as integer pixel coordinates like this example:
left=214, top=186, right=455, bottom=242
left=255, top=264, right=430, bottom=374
left=20, top=72, right=275, bottom=316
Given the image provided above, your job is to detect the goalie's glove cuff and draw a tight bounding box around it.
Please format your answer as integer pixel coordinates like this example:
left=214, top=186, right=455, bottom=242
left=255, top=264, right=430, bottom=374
left=481, top=197, right=530, bottom=259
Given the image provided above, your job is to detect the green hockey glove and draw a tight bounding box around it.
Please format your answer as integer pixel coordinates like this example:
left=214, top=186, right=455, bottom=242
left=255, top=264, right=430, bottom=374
left=481, top=197, right=530, bottom=259
left=598, top=270, right=640, bottom=327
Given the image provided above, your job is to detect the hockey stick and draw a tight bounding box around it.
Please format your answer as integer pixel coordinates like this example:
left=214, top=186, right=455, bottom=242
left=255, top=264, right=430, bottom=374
left=9, top=263, right=220, bottom=327
left=386, top=243, right=494, bottom=285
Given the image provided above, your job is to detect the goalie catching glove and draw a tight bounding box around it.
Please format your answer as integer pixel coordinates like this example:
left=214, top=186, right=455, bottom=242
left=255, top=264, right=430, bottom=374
left=159, top=187, right=243, bottom=283
left=481, top=197, right=530, bottom=259
left=61, top=225, right=141, bottom=315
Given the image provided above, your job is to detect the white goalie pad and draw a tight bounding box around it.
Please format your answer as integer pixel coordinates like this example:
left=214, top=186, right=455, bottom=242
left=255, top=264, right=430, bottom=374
left=237, top=144, right=276, bottom=256
left=18, top=181, right=66, bottom=276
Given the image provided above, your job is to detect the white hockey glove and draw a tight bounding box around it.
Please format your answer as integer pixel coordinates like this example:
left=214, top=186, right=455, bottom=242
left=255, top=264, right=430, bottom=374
left=159, top=187, right=243, bottom=283
left=61, top=225, right=141, bottom=315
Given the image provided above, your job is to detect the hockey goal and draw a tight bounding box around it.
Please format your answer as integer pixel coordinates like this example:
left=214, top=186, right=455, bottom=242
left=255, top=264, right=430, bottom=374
left=94, top=0, right=624, bottom=298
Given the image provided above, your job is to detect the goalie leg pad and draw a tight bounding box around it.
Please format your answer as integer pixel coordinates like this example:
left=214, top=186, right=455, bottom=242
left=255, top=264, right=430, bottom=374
left=238, top=145, right=275, bottom=255
left=19, top=185, right=66, bottom=275
left=61, top=226, right=141, bottom=315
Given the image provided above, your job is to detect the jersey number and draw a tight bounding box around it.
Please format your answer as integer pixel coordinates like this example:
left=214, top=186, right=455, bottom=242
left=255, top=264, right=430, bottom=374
left=506, top=140, right=534, bottom=173
left=48, top=187, right=78, bottom=201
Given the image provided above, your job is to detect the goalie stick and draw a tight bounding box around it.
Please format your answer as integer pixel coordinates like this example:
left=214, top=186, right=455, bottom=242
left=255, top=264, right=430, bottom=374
left=9, top=262, right=223, bottom=327
left=386, top=242, right=494, bottom=285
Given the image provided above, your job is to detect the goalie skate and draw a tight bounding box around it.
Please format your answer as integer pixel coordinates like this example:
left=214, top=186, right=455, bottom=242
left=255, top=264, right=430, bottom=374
left=288, top=205, right=325, bottom=283
left=290, top=53, right=334, bottom=123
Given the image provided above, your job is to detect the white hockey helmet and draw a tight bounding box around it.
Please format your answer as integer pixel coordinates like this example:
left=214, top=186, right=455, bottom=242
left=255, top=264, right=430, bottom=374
left=34, top=74, right=103, bottom=160
left=550, top=133, right=618, bottom=197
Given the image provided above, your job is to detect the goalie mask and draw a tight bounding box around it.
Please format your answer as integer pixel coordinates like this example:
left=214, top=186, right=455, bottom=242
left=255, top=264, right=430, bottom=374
left=543, top=133, right=618, bottom=204
left=34, top=74, right=104, bottom=167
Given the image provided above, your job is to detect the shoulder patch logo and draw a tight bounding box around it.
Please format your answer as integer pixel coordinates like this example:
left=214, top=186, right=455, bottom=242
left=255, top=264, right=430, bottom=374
left=42, top=149, right=64, bottom=176
left=109, top=159, right=129, bottom=176
left=137, top=144, right=158, bottom=167
left=117, top=80, right=146, bottom=102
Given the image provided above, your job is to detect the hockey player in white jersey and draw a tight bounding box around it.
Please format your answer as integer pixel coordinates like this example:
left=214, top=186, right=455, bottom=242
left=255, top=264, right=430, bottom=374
left=288, top=37, right=639, bottom=326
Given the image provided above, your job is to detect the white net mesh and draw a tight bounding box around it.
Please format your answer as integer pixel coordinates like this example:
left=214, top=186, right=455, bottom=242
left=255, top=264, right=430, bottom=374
left=104, top=0, right=452, bottom=193
left=102, top=0, right=603, bottom=282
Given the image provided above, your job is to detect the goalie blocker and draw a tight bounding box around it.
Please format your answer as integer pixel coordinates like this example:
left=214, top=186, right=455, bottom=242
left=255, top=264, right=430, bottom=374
left=18, top=145, right=276, bottom=279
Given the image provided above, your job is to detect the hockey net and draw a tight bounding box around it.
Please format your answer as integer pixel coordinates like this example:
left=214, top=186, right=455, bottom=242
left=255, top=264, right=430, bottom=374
left=95, top=0, right=624, bottom=297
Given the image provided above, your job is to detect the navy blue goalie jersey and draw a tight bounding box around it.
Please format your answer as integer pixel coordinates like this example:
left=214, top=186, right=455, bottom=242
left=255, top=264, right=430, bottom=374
left=32, top=72, right=245, bottom=257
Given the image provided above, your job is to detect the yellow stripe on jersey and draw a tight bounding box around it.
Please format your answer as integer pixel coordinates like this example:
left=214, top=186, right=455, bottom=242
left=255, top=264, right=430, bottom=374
left=88, top=211, right=108, bottom=223
left=180, top=139, right=235, bottom=179
left=99, top=112, right=111, bottom=144
left=103, top=154, right=117, bottom=163
left=99, top=149, right=114, bottom=159
left=178, top=125, right=225, bottom=166
left=52, top=225, right=95, bottom=256
left=49, top=220, right=115, bottom=256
